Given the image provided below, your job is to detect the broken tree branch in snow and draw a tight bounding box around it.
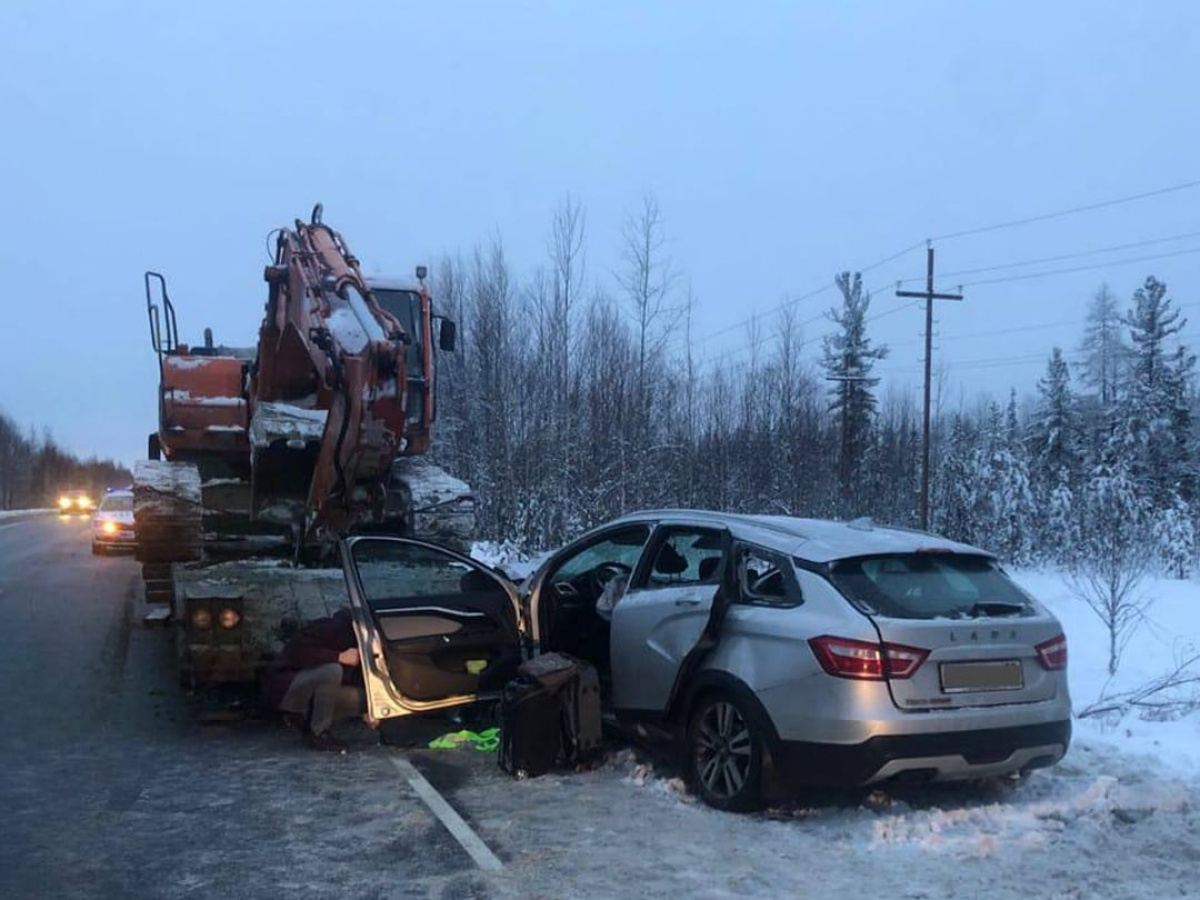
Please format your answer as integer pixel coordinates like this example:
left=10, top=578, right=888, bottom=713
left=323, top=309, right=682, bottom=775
left=1077, top=650, right=1200, bottom=719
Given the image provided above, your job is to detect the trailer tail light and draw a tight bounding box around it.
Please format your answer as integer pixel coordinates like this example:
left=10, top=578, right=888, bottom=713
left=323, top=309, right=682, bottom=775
left=1035, top=634, right=1068, bottom=670
left=808, top=635, right=930, bottom=680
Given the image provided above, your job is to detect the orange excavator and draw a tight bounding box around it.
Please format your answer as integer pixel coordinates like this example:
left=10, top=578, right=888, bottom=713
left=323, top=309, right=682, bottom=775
left=136, top=205, right=474, bottom=685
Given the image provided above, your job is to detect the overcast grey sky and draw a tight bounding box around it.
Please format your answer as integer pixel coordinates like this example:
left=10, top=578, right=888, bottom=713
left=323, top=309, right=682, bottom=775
left=2, top=1, right=1198, bottom=466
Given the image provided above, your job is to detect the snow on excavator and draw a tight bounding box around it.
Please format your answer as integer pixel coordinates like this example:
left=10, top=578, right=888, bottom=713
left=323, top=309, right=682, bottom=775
left=135, top=205, right=474, bottom=686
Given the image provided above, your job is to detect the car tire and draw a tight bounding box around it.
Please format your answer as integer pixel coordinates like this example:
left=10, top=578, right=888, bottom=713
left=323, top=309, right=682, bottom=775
left=686, top=691, right=765, bottom=812
left=91, top=543, right=103, bottom=556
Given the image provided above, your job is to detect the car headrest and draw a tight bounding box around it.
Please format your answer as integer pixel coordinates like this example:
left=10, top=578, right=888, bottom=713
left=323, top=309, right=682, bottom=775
left=653, top=542, right=689, bottom=575
left=460, top=569, right=497, bottom=592
left=697, top=556, right=721, bottom=582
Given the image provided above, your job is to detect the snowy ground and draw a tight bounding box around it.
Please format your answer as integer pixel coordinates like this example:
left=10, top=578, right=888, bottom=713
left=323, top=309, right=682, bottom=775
left=0, top=508, right=53, bottom=520
left=441, top=556, right=1200, bottom=899
left=1014, top=568, right=1200, bottom=777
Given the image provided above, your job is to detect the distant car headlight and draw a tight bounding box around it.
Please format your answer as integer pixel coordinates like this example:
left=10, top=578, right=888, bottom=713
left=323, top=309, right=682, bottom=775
left=102, top=520, right=118, bottom=535
left=218, top=608, right=241, bottom=629
left=190, top=607, right=213, bottom=630
left=58, top=497, right=72, bottom=510
left=77, top=497, right=93, bottom=509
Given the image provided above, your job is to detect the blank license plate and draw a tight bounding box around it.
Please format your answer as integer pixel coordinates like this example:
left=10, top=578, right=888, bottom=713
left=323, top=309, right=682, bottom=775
left=940, top=660, right=1023, bottom=693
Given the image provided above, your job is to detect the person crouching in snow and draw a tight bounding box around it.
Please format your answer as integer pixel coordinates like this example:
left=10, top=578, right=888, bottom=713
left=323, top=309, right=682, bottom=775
left=263, top=607, right=377, bottom=751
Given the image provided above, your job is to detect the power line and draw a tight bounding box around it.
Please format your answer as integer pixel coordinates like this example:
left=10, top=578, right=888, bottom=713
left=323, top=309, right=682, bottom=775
left=894, top=228, right=1200, bottom=285
left=687, top=274, right=919, bottom=368
left=888, top=317, right=1079, bottom=351
left=690, top=244, right=925, bottom=347
left=689, top=177, right=1200, bottom=354
left=877, top=352, right=1049, bottom=374
left=880, top=299, right=1200, bottom=375
left=888, top=297, right=1200, bottom=353
left=928, top=178, right=1200, bottom=243
left=956, top=245, right=1200, bottom=288
left=696, top=257, right=1200, bottom=369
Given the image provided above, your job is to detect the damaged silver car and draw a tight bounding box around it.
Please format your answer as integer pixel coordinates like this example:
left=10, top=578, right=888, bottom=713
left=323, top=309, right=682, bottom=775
left=339, top=511, right=1071, bottom=811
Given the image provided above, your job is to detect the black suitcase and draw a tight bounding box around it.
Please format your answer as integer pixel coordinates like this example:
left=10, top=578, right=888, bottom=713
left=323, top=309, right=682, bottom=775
left=497, top=677, right=565, bottom=778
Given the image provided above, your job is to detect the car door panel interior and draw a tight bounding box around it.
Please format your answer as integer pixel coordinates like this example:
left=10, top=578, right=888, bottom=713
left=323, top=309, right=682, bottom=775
left=378, top=613, right=465, bottom=642
left=352, top=540, right=522, bottom=702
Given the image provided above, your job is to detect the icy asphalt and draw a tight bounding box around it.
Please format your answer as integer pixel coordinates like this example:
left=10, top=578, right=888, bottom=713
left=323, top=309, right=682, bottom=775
left=1, top=516, right=1197, bottom=900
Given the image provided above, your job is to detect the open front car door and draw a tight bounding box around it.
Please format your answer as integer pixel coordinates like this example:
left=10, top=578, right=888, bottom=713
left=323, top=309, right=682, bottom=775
left=339, top=536, right=523, bottom=721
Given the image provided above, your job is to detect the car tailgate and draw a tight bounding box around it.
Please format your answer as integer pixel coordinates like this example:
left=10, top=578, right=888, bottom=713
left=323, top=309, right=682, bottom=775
left=871, top=614, right=1065, bottom=711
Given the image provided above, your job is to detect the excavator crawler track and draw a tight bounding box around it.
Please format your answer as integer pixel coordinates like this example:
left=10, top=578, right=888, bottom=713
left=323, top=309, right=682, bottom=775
left=386, top=458, right=476, bottom=553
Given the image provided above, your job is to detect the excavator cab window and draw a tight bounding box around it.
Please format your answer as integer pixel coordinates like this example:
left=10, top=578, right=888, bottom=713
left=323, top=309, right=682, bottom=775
left=374, top=288, right=427, bottom=424
left=438, top=319, right=457, bottom=353
left=373, top=289, right=423, bottom=354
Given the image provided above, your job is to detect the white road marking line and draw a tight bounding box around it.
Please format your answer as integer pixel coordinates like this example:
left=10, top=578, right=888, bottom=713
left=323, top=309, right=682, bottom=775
left=388, top=755, right=504, bottom=872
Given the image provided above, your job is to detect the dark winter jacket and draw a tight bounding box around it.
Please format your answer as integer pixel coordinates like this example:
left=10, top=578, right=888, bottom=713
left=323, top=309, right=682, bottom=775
left=262, top=607, right=362, bottom=710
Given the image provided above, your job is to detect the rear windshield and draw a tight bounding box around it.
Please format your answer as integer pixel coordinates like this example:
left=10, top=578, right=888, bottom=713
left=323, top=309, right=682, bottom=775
left=100, top=494, right=133, bottom=512
left=827, top=553, right=1032, bottom=620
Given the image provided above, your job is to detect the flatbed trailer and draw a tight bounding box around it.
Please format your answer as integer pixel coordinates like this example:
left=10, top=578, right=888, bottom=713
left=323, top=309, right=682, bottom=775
left=155, top=561, right=350, bottom=686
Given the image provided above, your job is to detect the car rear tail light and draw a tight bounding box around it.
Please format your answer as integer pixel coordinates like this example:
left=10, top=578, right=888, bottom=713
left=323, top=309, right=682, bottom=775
left=808, top=635, right=929, bottom=680
left=190, top=605, right=213, bottom=630
left=1035, top=634, right=1068, bottom=670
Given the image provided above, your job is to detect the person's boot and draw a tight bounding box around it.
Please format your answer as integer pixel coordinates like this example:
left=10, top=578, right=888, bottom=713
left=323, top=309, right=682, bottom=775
left=303, top=729, right=348, bottom=752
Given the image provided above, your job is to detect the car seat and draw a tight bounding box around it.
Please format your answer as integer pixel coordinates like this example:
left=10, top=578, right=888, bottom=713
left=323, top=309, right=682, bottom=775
left=653, top=542, right=689, bottom=578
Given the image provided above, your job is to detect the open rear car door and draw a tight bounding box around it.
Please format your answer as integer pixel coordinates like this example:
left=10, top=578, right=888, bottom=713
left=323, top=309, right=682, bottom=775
left=339, top=536, right=523, bottom=721
left=609, top=526, right=732, bottom=713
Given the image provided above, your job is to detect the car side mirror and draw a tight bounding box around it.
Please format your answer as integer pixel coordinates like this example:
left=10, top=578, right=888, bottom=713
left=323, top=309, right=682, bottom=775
left=439, top=318, right=458, bottom=353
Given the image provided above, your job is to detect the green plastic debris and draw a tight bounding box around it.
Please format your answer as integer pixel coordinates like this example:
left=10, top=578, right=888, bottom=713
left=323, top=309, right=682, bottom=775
left=428, top=727, right=500, bottom=752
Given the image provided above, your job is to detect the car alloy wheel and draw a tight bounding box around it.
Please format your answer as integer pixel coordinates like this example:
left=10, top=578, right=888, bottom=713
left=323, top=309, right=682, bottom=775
left=688, top=693, right=764, bottom=812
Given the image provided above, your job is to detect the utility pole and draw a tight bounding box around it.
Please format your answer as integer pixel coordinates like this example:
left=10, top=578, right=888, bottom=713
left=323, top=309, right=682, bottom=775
left=896, top=244, right=962, bottom=532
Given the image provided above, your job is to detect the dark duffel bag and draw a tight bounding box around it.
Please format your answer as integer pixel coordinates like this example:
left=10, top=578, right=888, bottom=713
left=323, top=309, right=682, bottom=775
left=497, top=677, right=565, bottom=778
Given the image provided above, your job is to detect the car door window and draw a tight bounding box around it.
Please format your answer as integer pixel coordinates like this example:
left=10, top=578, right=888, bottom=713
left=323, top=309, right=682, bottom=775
left=634, top=527, right=725, bottom=590
left=546, top=525, right=652, bottom=585
left=352, top=539, right=498, bottom=608
left=537, top=524, right=651, bottom=662
left=735, top=545, right=802, bottom=606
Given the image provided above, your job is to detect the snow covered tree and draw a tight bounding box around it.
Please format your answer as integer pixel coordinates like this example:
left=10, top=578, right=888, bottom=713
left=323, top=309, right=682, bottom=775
left=1120, top=276, right=1188, bottom=507
left=1152, top=492, right=1196, bottom=579
left=931, top=414, right=977, bottom=542
left=1161, top=343, right=1198, bottom=504
left=1071, top=458, right=1152, bottom=675
left=1027, top=348, right=1082, bottom=559
left=1028, top=348, right=1080, bottom=486
left=617, top=194, right=680, bottom=509
left=1077, top=283, right=1127, bottom=407
left=1043, top=468, right=1081, bottom=567
left=975, top=395, right=1037, bottom=565
left=821, top=271, right=888, bottom=505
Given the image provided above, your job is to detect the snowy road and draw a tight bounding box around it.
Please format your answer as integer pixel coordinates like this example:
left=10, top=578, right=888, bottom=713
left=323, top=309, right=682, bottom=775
left=2, top=517, right=1197, bottom=899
